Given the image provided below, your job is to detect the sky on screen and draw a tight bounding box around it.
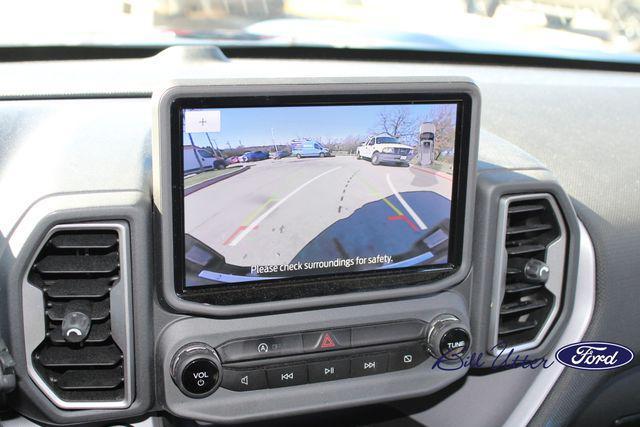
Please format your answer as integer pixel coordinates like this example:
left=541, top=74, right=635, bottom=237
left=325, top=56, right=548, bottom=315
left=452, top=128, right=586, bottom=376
left=183, top=103, right=456, bottom=148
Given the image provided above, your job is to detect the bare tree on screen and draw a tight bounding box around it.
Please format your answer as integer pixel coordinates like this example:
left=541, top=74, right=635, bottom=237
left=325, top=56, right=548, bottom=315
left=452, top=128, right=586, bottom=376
left=374, top=107, right=417, bottom=141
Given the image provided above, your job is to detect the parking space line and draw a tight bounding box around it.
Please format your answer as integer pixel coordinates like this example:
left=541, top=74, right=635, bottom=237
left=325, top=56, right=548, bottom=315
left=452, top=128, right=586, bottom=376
left=386, top=174, right=427, bottom=230
left=363, top=181, right=404, bottom=217
left=361, top=179, right=422, bottom=233
left=223, top=197, right=277, bottom=245
left=410, top=165, right=453, bottom=181
left=242, top=197, right=278, bottom=225
left=227, top=167, right=342, bottom=246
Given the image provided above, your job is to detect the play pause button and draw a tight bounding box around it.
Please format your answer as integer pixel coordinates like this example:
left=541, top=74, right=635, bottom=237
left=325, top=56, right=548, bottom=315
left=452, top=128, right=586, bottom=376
left=308, top=359, right=350, bottom=383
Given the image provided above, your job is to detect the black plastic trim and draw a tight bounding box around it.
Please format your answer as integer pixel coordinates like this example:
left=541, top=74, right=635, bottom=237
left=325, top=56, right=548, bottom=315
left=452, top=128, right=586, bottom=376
left=2, top=45, right=640, bottom=74
left=171, top=92, right=472, bottom=305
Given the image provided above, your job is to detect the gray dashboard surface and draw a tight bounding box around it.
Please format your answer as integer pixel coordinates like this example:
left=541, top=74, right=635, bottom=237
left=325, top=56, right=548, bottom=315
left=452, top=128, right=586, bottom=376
left=1, top=54, right=639, bottom=426
left=479, top=75, right=640, bottom=427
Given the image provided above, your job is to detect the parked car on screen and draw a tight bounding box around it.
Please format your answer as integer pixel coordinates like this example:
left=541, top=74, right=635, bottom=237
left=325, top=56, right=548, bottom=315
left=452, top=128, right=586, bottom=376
left=356, top=135, right=414, bottom=166
left=291, top=140, right=331, bottom=158
left=183, top=146, right=226, bottom=173
left=242, top=151, right=270, bottom=162
left=270, top=149, right=291, bottom=159
left=226, top=156, right=241, bottom=164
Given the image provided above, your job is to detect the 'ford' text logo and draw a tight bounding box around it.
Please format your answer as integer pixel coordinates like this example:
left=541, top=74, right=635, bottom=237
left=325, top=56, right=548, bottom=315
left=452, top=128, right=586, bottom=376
left=555, top=341, right=634, bottom=370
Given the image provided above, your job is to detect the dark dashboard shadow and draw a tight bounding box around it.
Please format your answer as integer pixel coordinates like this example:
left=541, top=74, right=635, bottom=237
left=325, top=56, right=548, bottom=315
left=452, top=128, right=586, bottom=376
left=292, top=191, right=451, bottom=269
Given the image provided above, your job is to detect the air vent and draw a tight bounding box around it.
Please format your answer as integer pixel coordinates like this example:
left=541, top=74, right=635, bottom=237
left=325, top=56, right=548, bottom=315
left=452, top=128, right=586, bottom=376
left=23, top=223, right=133, bottom=409
left=490, top=194, right=567, bottom=354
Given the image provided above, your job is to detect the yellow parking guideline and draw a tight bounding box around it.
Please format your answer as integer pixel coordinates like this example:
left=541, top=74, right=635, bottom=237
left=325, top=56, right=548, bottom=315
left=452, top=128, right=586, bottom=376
left=242, top=168, right=310, bottom=226
left=362, top=181, right=404, bottom=217
left=380, top=196, right=404, bottom=217
left=242, top=197, right=278, bottom=225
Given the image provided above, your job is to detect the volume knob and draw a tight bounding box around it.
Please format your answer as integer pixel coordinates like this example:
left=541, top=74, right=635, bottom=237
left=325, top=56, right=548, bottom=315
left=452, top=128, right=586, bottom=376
left=426, top=315, right=471, bottom=360
left=170, top=343, right=222, bottom=398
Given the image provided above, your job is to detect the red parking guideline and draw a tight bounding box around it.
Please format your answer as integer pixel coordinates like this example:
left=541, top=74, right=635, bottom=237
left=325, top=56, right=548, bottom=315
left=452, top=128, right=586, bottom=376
left=387, top=215, right=420, bottom=232
left=411, top=165, right=453, bottom=181
left=223, top=225, right=258, bottom=246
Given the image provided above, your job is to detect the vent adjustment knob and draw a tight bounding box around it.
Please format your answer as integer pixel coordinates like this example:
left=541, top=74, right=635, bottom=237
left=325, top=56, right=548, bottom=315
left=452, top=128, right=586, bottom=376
left=171, top=343, right=222, bottom=398
left=61, top=311, right=91, bottom=343
left=523, top=259, right=550, bottom=284
left=426, top=315, right=471, bottom=360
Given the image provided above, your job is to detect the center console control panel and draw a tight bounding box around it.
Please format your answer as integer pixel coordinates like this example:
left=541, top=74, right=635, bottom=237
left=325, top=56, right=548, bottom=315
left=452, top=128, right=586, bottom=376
left=170, top=318, right=471, bottom=398
left=158, top=289, right=472, bottom=424
left=153, top=79, right=479, bottom=423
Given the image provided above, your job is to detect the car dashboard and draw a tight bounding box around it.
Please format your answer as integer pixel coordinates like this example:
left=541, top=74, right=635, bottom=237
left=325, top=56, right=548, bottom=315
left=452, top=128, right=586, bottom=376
left=0, top=46, right=639, bottom=427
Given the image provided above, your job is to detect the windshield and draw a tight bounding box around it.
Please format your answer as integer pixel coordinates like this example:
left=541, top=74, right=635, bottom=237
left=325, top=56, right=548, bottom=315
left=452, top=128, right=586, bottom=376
left=377, top=137, right=400, bottom=144
left=4, top=1, right=640, bottom=63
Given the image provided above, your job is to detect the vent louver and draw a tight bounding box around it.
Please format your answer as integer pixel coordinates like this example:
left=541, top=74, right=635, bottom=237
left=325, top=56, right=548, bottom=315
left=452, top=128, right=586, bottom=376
left=492, top=194, right=567, bottom=353
left=27, top=227, right=130, bottom=405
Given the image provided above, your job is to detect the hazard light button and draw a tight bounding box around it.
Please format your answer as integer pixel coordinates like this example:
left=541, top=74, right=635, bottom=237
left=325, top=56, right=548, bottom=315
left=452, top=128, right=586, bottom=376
left=302, top=329, right=351, bottom=352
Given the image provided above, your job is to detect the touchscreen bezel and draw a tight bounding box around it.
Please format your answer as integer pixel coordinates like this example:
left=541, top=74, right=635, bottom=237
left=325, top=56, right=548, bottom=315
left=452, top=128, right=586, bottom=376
left=153, top=79, right=479, bottom=315
left=173, top=94, right=469, bottom=301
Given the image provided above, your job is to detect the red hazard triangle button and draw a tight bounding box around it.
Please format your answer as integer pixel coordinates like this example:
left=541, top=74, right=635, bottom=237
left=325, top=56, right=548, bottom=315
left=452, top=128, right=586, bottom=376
left=303, top=329, right=350, bottom=352
left=320, top=333, right=336, bottom=349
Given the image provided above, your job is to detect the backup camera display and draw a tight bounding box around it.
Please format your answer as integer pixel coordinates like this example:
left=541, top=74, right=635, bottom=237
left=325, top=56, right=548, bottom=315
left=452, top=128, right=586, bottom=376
left=181, top=102, right=459, bottom=287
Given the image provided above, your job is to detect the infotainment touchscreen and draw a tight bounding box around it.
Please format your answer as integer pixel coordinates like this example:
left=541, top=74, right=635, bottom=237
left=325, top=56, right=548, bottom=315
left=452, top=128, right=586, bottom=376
left=174, top=96, right=469, bottom=290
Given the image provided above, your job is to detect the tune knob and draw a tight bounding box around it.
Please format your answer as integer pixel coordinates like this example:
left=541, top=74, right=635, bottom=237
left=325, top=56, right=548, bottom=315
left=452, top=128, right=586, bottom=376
left=170, top=343, right=222, bottom=398
left=426, top=315, right=471, bottom=360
